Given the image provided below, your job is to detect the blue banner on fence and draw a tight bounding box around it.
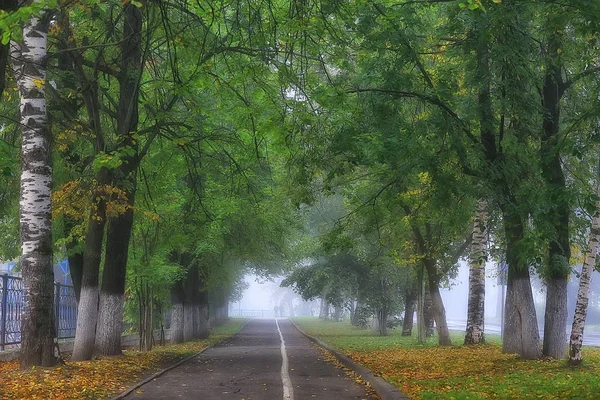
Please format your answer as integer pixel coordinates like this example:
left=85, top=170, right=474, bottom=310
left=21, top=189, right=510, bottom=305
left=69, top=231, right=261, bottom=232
left=0, top=275, right=77, bottom=350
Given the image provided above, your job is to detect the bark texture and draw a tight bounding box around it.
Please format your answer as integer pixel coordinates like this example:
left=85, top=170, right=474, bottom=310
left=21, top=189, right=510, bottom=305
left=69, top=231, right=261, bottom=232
left=170, top=281, right=185, bottom=344
left=11, top=3, right=56, bottom=368
left=377, top=307, right=388, bottom=336
left=95, top=2, right=143, bottom=356
left=465, top=200, right=487, bottom=345
left=319, top=298, right=329, bottom=319
left=198, top=289, right=210, bottom=339
left=422, top=259, right=450, bottom=345
left=95, top=192, right=135, bottom=355
left=71, top=195, right=106, bottom=360
left=402, top=285, right=416, bottom=336
left=541, top=31, right=570, bottom=360
left=569, top=193, right=600, bottom=365
left=502, top=211, right=541, bottom=359
left=475, top=29, right=541, bottom=359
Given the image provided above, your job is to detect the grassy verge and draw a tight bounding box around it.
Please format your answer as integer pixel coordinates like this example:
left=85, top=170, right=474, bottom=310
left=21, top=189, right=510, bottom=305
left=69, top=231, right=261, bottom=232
left=0, top=319, right=247, bottom=400
left=293, top=317, right=600, bottom=399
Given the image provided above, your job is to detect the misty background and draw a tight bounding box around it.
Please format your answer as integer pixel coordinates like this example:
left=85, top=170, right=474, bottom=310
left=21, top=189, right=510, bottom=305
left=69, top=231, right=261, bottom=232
left=232, top=263, right=600, bottom=332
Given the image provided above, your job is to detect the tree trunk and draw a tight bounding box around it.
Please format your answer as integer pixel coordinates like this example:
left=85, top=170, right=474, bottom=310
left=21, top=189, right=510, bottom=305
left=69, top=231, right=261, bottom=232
left=423, top=260, right=450, bottom=345
left=544, top=277, right=567, bottom=358
left=423, top=289, right=434, bottom=337
left=465, top=200, right=487, bottom=345
left=95, top=2, right=142, bottom=356
left=71, top=197, right=106, bottom=361
left=198, top=289, right=210, bottom=339
left=68, top=251, right=83, bottom=303
left=170, top=280, right=185, bottom=344
left=319, top=297, right=329, bottom=319
left=333, top=306, right=342, bottom=322
left=11, top=4, right=56, bottom=368
left=183, top=266, right=198, bottom=341
left=95, top=191, right=135, bottom=356
left=402, top=285, right=417, bottom=336
left=541, top=31, right=570, bottom=360
left=502, top=210, right=541, bottom=359
left=377, top=307, right=388, bottom=336
left=417, top=265, right=425, bottom=343
left=569, top=190, right=600, bottom=365
left=351, top=296, right=363, bottom=325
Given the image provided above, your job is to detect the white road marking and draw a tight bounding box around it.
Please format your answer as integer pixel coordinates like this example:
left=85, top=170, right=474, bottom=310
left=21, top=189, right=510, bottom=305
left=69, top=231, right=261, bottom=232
left=276, top=319, right=295, bottom=400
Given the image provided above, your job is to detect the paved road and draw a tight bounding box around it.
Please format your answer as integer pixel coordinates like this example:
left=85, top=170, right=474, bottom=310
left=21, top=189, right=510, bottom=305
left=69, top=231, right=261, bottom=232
left=125, top=319, right=379, bottom=400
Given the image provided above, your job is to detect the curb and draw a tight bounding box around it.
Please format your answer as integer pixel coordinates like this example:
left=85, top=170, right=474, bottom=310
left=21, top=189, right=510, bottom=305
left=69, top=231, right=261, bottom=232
left=289, top=319, right=410, bottom=400
left=111, top=319, right=250, bottom=400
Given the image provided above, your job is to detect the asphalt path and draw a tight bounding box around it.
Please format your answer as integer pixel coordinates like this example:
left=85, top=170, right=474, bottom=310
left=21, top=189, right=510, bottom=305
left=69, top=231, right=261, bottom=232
left=124, top=319, right=379, bottom=400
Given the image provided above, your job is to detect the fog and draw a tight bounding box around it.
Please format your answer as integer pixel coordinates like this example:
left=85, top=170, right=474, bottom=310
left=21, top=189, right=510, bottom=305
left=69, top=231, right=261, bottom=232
left=232, top=264, right=600, bottom=339
left=441, top=261, right=504, bottom=322
left=230, top=275, right=318, bottom=318
left=442, top=262, right=600, bottom=329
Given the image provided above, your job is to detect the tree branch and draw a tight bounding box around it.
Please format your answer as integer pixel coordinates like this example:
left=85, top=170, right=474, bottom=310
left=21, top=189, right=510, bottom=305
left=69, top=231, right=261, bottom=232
left=348, top=87, right=478, bottom=144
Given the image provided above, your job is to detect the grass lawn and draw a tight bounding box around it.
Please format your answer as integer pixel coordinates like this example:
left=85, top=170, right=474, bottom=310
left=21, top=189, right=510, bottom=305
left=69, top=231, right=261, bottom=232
left=292, top=317, right=600, bottom=399
left=0, top=319, right=247, bottom=399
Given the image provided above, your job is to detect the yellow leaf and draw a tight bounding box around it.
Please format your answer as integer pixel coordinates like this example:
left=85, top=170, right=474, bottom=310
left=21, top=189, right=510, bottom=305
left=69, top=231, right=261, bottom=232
left=33, top=79, right=44, bottom=89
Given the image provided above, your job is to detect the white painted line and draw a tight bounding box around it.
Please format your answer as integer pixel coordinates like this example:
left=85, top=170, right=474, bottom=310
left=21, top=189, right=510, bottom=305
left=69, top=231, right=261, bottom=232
left=276, top=319, right=294, bottom=400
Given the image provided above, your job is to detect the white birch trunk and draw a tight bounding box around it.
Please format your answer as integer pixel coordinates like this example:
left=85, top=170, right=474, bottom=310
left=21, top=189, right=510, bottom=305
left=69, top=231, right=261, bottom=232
left=569, top=190, right=600, bottom=365
left=183, top=303, right=194, bottom=342
left=170, top=303, right=184, bottom=344
left=11, top=1, right=55, bottom=368
left=465, top=200, right=487, bottom=345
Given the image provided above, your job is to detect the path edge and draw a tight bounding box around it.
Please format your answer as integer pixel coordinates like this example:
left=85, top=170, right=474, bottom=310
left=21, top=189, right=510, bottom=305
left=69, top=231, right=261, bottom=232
left=111, top=319, right=251, bottom=400
left=289, top=319, right=410, bottom=400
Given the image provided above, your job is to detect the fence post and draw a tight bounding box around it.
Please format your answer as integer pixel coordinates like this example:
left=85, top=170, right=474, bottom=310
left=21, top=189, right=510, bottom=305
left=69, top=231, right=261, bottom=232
left=54, top=282, right=61, bottom=339
left=1, top=274, right=7, bottom=350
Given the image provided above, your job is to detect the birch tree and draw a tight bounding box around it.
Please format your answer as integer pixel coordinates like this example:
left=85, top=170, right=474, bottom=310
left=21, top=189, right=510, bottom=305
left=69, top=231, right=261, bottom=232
left=10, top=0, right=55, bottom=368
left=569, top=188, right=600, bottom=365
left=465, top=200, right=487, bottom=345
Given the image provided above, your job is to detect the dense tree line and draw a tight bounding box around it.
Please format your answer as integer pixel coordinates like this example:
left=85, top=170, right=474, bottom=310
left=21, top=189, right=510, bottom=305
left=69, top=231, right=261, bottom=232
left=1, top=0, right=599, bottom=369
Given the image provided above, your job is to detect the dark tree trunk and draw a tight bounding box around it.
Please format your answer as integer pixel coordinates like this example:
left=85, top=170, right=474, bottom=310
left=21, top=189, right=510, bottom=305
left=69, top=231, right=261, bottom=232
left=95, top=190, right=136, bottom=356
left=424, top=260, right=451, bottom=345
left=182, top=265, right=197, bottom=342
left=377, top=307, right=388, bottom=336
left=95, top=2, right=143, bottom=356
left=71, top=196, right=106, bottom=361
left=475, top=27, right=541, bottom=359
left=198, top=288, right=210, bottom=339
left=541, top=32, right=569, bottom=360
left=502, top=210, right=542, bottom=359
left=423, top=286, right=435, bottom=338
left=68, top=249, right=83, bottom=303
left=402, top=285, right=417, bottom=336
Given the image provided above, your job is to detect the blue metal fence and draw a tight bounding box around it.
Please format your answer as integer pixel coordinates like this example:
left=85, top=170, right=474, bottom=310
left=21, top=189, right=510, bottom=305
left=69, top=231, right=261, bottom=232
left=0, top=274, right=78, bottom=350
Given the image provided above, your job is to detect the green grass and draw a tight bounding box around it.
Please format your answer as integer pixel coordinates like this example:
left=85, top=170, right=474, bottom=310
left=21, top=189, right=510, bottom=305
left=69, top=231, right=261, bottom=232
left=292, top=316, right=502, bottom=351
left=293, top=317, right=600, bottom=399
